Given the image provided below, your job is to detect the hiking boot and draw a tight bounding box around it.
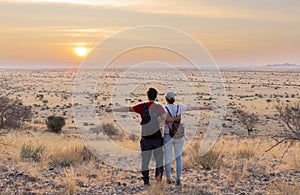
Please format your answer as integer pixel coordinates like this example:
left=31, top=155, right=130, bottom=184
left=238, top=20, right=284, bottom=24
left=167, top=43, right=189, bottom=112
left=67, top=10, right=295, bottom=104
left=175, top=180, right=181, bottom=186
left=144, top=182, right=151, bottom=187
left=166, top=180, right=172, bottom=184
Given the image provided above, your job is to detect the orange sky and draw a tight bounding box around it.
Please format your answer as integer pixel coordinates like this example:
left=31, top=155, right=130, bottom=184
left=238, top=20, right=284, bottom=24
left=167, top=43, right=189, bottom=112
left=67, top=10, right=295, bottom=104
left=0, top=0, right=299, bottom=68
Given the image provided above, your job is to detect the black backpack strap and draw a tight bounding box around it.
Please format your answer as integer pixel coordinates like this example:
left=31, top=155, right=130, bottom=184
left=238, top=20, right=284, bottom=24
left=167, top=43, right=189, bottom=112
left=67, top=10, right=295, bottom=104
left=165, top=106, right=173, bottom=117
left=143, top=103, right=148, bottom=114
left=143, top=102, right=148, bottom=110
left=176, top=105, right=180, bottom=117
left=165, top=106, right=173, bottom=131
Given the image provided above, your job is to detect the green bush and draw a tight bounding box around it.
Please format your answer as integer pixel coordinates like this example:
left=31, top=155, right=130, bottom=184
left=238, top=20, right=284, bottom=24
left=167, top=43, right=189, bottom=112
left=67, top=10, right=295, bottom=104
left=46, top=116, right=65, bottom=133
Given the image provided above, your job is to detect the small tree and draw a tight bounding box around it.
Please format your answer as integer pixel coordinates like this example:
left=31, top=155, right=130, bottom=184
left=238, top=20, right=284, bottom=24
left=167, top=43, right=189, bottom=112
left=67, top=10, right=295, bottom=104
left=0, top=96, right=32, bottom=128
left=266, top=101, right=300, bottom=158
left=236, top=108, right=259, bottom=135
left=46, top=116, right=65, bottom=133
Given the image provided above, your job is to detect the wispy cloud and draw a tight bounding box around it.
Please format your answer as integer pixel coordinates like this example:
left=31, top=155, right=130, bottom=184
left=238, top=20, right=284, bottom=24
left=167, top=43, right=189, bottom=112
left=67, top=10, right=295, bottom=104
left=0, top=25, right=125, bottom=51
left=1, top=25, right=125, bottom=40
left=130, top=0, right=300, bottom=22
left=0, top=0, right=136, bottom=7
left=1, top=0, right=299, bottom=22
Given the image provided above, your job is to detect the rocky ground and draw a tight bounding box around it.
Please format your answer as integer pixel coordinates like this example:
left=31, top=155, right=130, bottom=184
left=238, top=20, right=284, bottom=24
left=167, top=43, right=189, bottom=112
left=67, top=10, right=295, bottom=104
left=1, top=158, right=299, bottom=194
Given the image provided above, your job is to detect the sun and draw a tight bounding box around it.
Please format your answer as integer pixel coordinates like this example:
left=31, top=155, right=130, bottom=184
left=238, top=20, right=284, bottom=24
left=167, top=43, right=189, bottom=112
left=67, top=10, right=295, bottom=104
left=75, top=47, right=88, bottom=57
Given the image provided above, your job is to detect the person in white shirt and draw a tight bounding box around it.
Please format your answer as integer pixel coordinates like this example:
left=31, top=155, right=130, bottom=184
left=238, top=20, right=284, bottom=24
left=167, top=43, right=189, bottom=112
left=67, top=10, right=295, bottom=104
left=163, top=91, right=215, bottom=186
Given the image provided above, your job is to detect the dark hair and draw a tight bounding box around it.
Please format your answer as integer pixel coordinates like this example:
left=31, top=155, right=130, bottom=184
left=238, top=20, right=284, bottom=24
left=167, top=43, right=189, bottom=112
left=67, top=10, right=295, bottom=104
left=147, top=88, right=158, bottom=101
left=166, top=97, right=175, bottom=104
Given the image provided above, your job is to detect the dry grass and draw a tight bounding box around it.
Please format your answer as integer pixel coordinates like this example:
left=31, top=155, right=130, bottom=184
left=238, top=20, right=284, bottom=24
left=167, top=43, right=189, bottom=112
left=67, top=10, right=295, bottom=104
left=20, top=142, right=45, bottom=162
left=267, top=180, right=300, bottom=195
left=183, top=137, right=300, bottom=188
left=64, top=166, right=76, bottom=194
left=48, top=146, right=94, bottom=168
left=2, top=131, right=299, bottom=172
left=185, top=141, right=223, bottom=170
left=0, top=129, right=299, bottom=194
left=183, top=136, right=300, bottom=179
left=1, top=131, right=94, bottom=167
left=144, top=182, right=165, bottom=195
left=114, top=140, right=140, bottom=151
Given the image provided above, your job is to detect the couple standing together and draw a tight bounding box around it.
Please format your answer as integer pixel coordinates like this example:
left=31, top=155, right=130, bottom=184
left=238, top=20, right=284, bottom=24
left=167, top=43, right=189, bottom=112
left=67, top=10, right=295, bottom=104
left=106, top=88, right=214, bottom=186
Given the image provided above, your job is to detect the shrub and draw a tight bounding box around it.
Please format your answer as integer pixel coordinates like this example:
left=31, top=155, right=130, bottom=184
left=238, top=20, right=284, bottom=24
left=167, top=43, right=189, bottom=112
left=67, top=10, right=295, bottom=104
left=102, top=123, right=122, bottom=138
left=0, top=96, right=32, bottom=128
left=274, top=101, right=300, bottom=136
left=46, top=116, right=65, bottom=133
left=236, top=108, right=259, bottom=135
left=266, top=101, right=300, bottom=158
left=20, top=143, right=45, bottom=162
left=238, top=149, right=255, bottom=160
left=49, top=146, right=94, bottom=168
left=129, top=133, right=139, bottom=142
left=90, top=125, right=101, bottom=135
left=198, top=150, right=223, bottom=170
left=187, top=142, right=223, bottom=170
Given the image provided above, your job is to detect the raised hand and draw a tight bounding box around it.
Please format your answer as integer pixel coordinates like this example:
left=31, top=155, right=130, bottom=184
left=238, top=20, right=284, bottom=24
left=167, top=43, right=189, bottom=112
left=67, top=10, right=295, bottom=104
left=105, top=108, right=113, bottom=113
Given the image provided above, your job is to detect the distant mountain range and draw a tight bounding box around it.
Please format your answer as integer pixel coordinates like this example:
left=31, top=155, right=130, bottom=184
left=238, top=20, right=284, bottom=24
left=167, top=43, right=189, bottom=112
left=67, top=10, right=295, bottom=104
left=217, top=63, right=300, bottom=70
left=265, top=63, right=300, bottom=68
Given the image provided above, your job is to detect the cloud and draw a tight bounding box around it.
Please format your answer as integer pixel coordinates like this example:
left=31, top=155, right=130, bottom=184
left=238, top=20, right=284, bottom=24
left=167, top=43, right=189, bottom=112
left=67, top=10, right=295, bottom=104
left=1, top=0, right=299, bottom=23
left=129, top=0, right=300, bottom=22
left=0, top=0, right=136, bottom=7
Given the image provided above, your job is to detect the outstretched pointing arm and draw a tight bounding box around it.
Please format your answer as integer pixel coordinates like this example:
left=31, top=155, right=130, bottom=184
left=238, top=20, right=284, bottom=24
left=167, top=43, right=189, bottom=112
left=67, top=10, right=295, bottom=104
left=106, top=107, right=135, bottom=113
left=186, top=105, right=215, bottom=112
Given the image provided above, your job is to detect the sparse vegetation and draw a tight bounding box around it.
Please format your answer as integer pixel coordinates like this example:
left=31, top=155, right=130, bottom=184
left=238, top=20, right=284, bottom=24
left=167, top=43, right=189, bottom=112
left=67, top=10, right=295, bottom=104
left=237, top=148, right=256, bottom=160
left=0, top=96, right=32, bottom=128
left=102, top=123, right=122, bottom=138
left=1, top=70, right=300, bottom=194
left=46, top=116, right=65, bottom=133
left=267, top=180, right=300, bottom=194
left=20, top=143, right=45, bottom=162
left=266, top=101, right=300, bottom=158
left=89, top=124, right=123, bottom=139
left=129, top=133, right=139, bottom=142
left=187, top=142, right=223, bottom=171
left=236, top=108, right=259, bottom=135
left=0, top=132, right=9, bottom=146
left=90, top=125, right=101, bottom=135
left=64, top=166, right=76, bottom=194
left=49, top=146, right=94, bottom=168
left=198, top=150, right=223, bottom=170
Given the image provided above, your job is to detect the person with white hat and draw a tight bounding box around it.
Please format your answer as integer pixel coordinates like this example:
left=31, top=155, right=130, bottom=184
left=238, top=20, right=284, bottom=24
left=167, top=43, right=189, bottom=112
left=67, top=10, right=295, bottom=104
left=163, top=91, right=215, bottom=186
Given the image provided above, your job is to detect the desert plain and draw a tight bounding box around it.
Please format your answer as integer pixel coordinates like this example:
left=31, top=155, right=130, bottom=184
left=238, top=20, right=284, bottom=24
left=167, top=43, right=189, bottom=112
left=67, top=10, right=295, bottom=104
left=0, top=67, right=299, bottom=194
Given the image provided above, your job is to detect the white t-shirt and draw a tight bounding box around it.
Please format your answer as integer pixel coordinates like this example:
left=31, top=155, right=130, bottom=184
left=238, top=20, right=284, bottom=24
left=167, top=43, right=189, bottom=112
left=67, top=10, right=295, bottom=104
left=163, top=104, right=187, bottom=135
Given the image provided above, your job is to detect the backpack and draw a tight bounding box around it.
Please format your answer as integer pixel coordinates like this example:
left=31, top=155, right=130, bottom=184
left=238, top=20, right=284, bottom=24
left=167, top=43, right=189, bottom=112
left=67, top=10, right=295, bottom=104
left=140, top=103, right=161, bottom=138
left=140, top=103, right=151, bottom=125
left=165, top=105, right=185, bottom=139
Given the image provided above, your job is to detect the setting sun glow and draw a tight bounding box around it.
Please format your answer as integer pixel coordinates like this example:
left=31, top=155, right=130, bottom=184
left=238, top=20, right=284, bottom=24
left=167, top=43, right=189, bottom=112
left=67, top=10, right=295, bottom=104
left=75, top=47, right=88, bottom=57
